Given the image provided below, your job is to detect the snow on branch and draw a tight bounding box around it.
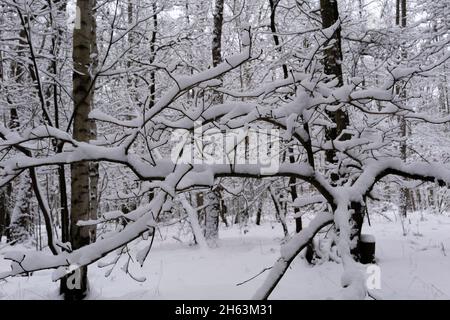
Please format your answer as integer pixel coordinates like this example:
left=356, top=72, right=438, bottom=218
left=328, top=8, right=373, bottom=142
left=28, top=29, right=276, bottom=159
left=0, top=166, right=190, bottom=281
left=253, top=212, right=334, bottom=300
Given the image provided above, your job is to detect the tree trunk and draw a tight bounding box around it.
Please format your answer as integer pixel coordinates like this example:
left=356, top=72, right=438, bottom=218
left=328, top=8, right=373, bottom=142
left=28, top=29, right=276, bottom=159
left=320, top=0, right=349, bottom=163
left=0, top=188, right=9, bottom=241
left=50, top=0, right=70, bottom=246
left=218, top=189, right=228, bottom=227
left=320, top=0, right=351, bottom=173
left=0, top=3, right=3, bottom=82
left=89, top=2, right=99, bottom=240
left=196, top=192, right=204, bottom=228
left=1, top=9, right=28, bottom=243
left=320, top=0, right=365, bottom=259
left=268, top=0, right=302, bottom=232
left=255, top=199, right=262, bottom=226
left=149, top=2, right=157, bottom=108
left=64, top=0, right=97, bottom=300
left=269, top=187, right=289, bottom=238
left=0, top=5, right=9, bottom=241
left=203, top=0, right=225, bottom=244
left=397, top=0, right=409, bottom=218
left=212, top=0, right=224, bottom=71
left=204, top=189, right=220, bottom=246
left=9, top=172, right=33, bottom=243
left=49, top=0, right=71, bottom=293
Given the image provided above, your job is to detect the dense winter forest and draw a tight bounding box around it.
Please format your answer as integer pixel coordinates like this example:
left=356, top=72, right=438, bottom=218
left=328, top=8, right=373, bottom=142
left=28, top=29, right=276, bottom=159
left=0, top=0, right=448, bottom=300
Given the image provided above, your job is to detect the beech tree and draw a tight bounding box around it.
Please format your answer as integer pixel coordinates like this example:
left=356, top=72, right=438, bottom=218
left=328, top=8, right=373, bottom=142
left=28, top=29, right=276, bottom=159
left=0, top=0, right=448, bottom=300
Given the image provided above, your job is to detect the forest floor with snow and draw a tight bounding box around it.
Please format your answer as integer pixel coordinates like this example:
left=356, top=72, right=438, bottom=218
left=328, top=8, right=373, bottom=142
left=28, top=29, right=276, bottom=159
left=1, top=211, right=450, bottom=300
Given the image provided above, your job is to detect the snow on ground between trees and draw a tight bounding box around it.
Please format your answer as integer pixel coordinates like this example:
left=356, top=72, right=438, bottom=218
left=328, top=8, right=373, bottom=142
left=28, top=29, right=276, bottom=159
left=1, top=212, right=449, bottom=300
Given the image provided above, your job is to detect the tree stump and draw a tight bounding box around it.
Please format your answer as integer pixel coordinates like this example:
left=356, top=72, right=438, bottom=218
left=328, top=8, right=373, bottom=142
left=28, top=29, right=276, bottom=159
left=358, top=234, right=376, bottom=264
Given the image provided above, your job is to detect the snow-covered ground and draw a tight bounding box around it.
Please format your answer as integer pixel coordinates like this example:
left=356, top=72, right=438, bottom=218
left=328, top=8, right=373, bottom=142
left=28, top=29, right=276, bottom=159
left=1, top=212, right=450, bottom=300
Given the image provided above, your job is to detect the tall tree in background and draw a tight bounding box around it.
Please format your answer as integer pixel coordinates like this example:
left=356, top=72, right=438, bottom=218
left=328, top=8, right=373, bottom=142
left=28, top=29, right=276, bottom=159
left=320, top=0, right=347, bottom=150
left=0, top=20, right=8, bottom=239
left=51, top=0, right=70, bottom=250
left=89, top=1, right=99, bottom=241
left=0, top=3, right=7, bottom=239
left=204, top=0, right=225, bottom=246
left=149, top=2, right=157, bottom=109
left=319, top=0, right=364, bottom=257
left=268, top=0, right=302, bottom=233
left=397, top=0, right=410, bottom=218
left=5, top=10, right=34, bottom=244
left=211, top=0, right=224, bottom=71
left=66, top=0, right=97, bottom=300
left=9, top=172, right=33, bottom=243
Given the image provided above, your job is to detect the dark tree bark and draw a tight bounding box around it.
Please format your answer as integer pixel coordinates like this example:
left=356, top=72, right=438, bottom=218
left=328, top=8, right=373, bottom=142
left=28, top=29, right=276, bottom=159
left=203, top=0, right=225, bottom=245
left=149, top=2, right=157, bottom=108
left=0, top=5, right=8, bottom=240
left=269, top=188, right=289, bottom=237
left=268, top=0, right=288, bottom=80
left=217, top=187, right=228, bottom=227
left=9, top=172, right=33, bottom=243
left=397, top=0, right=410, bottom=218
left=320, top=0, right=364, bottom=260
left=268, top=0, right=302, bottom=232
left=204, top=188, right=220, bottom=245
left=196, top=191, right=205, bottom=232
left=0, top=189, right=9, bottom=240
left=89, top=1, right=99, bottom=240
left=212, top=0, right=224, bottom=70
left=46, top=0, right=72, bottom=293
left=49, top=0, right=70, bottom=246
left=255, top=199, right=263, bottom=226
left=4, top=15, right=37, bottom=244
left=63, top=0, right=97, bottom=300
left=320, top=0, right=349, bottom=165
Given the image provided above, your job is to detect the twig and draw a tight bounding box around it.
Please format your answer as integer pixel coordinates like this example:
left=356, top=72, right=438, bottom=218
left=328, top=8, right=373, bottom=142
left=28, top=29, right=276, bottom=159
left=236, top=266, right=273, bottom=286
